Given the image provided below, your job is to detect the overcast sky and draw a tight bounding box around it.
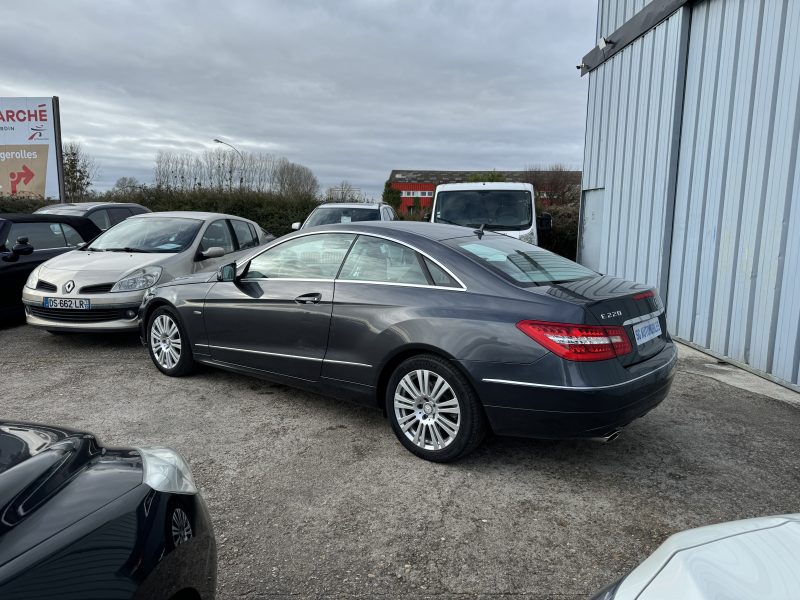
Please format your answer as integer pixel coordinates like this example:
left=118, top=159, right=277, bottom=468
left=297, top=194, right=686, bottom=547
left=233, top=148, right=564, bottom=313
left=3, top=0, right=595, bottom=199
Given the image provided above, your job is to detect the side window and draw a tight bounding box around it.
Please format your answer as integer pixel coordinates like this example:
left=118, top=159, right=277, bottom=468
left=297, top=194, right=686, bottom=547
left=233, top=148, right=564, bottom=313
left=6, top=222, right=67, bottom=250
left=423, top=257, right=460, bottom=288
left=108, top=207, right=133, bottom=225
left=231, top=219, right=258, bottom=250
left=88, top=210, right=111, bottom=230
left=199, top=220, right=235, bottom=254
left=245, top=233, right=355, bottom=280
left=61, top=223, right=84, bottom=247
left=339, top=236, right=429, bottom=285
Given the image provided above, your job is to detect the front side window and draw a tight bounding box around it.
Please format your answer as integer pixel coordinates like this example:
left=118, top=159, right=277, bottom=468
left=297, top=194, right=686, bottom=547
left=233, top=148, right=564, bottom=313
left=447, top=235, right=596, bottom=286
left=87, top=217, right=202, bottom=253
left=108, top=207, right=133, bottom=225
left=6, top=222, right=68, bottom=250
left=61, top=224, right=84, bottom=247
left=245, top=233, right=355, bottom=280
left=434, top=190, right=533, bottom=231
left=304, top=207, right=380, bottom=227
left=231, top=219, right=259, bottom=250
left=88, top=210, right=111, bottom=230
left=199, top=220, right=235, bottom=254
left=338, top=236, right=428, bottom=285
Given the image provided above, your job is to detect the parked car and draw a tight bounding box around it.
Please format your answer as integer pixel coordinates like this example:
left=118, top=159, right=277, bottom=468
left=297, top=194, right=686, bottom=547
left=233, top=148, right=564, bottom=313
left=0, top=213, right=101, bottom=321
left=35, top=201, right=151, bottom=231
left=0, top=421, right=216, bottom=599
left=430, top=182, right=539, bottom=244
left=292, top=202, right=399, bottom=230
left=591, top=514, right=800, bottom=599
left=140, top=221, right=677, bottom=462
left=22, top=211, right=270, bottom=333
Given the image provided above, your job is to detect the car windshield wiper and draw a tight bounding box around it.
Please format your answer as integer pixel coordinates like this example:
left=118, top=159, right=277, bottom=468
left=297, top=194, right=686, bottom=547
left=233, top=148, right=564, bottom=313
left=102, top=247, right=155, bottom=253
left=435, top=217, right=463, bottom=227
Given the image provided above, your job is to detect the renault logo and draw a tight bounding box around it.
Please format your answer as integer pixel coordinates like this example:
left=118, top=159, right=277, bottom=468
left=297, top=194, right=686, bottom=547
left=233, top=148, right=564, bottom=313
left=63, top=280, right=75, bottom=294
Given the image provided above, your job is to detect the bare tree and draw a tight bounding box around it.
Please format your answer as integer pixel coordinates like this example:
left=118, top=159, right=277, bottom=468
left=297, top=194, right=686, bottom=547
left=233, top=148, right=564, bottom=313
left=62, top=141, right=99, bottom=200
left=325, top=180, right=363, bottom=202
left=523, top=164, right=581, bottom=206
left=273, top=158, right=319, bottom=198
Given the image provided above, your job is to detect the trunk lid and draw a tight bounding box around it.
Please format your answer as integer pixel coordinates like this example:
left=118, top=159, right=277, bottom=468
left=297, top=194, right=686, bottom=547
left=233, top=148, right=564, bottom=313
left=542, top=275, right=668, bottom=366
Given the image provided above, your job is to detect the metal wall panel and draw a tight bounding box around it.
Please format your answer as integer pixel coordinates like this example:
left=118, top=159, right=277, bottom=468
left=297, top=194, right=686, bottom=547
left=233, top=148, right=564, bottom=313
left=597, top=0, right=654, bottom=39
left=580, top=7, right=688, bottom=293
left=667, top=0, right=800, bottom=388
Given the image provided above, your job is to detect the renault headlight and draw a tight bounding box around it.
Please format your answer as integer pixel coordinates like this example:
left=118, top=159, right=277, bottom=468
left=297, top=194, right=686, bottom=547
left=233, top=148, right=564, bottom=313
left=111, top=266, right=162, bottom=293
left=25, top=266, right=42, bottom=289
left=137, top=447, right=197, bottom=494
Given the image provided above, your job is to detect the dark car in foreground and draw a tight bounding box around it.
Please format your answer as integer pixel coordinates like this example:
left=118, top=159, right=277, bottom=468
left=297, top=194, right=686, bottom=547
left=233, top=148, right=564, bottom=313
left=35, top=201, right=151, bottom=231
left=140, top=222, right=677, bottom=462
left=0, top=213, right=101, bottom=321
left=0, top=421, right=216, bottom=599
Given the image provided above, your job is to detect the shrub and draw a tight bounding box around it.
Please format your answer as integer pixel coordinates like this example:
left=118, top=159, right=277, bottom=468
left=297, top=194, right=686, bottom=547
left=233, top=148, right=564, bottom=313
left=537, top=202, right=579, bottom=261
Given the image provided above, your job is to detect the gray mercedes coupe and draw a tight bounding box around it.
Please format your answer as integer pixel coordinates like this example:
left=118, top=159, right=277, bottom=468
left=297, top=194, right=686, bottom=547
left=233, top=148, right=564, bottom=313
left=140, top=222, right=677, bottom=462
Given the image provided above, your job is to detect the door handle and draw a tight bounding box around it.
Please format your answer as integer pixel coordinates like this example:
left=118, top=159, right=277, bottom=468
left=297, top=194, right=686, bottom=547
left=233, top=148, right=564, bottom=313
left=295, top=293, right=322, bottom=304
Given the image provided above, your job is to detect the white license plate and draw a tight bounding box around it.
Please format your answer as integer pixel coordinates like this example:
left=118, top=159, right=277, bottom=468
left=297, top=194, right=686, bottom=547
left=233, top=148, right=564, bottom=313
left=632, top=317, right=662, bottom=346
left=44, top=297, right=91, bottom=310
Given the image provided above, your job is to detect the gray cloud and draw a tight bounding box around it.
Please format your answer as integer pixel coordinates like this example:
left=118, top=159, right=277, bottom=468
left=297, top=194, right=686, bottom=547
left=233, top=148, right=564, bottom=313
left=2, top=0, right=594, bottom=198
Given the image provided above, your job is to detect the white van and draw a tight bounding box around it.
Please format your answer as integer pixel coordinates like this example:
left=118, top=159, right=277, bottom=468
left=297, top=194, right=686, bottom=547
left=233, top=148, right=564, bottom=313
left=429, top=182, right=538, bottom=244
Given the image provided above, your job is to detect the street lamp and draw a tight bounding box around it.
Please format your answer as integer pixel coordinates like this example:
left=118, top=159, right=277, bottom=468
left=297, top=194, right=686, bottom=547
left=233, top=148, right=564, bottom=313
left=212, top=138, right=244, bottom=189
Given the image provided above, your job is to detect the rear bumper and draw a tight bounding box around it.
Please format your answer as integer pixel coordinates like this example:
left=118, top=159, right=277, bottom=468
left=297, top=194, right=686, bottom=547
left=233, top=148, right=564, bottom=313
left=469, top=344, right=678, bottom=438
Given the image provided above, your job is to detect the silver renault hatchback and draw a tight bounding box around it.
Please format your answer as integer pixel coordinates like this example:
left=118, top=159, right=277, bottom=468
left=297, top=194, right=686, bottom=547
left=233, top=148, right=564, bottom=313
left=22, top=211, right=270, bottom=332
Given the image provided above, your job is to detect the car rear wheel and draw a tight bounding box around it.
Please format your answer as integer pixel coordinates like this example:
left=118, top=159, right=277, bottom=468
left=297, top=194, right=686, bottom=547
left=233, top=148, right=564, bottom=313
left=386, top=354, right=486, bottom=462
left=147, top=307, right=194, bottom=377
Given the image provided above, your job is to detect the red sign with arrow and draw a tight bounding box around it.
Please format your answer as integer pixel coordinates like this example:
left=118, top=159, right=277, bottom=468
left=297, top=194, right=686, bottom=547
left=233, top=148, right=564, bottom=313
left=9, top=165, right=35, bottom=194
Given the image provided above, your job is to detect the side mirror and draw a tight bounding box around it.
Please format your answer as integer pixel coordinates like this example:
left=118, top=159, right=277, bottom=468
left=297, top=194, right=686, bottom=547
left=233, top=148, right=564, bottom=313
left=199, top=246, right=225, bottom=260
left=76, top=242, right=87, bottom=249
left=291, top=222, right=301, bottom=230
left=217, top=262, right=237, bottom=282
left=536, top=213, right=553, bottom=231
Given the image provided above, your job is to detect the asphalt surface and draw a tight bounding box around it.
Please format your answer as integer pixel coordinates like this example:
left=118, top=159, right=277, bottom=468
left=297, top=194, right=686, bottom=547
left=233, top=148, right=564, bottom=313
left=2, top=322, right=799, bottom=599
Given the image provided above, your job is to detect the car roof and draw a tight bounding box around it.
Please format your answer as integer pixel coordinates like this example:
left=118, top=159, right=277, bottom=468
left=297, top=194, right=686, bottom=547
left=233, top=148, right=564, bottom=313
left=304, top=220, right=477, bottom=242
left=0, top=212, right=102, bottom=239
left=36, top=202, right=147, bottom=211
left=435, top=182, right=533, bottom=192
left=314, top=203, right=385, bottom=209
left=131, top=211, right=252, bottom=221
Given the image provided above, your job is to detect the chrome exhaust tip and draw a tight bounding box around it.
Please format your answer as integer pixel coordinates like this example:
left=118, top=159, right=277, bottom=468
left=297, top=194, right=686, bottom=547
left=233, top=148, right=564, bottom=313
left=589, top=429, right=622, bottom=443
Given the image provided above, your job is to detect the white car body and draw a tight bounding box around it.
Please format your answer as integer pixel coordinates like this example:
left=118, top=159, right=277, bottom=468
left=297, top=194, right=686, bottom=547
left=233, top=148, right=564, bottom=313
left=596, top=514, right=800, bottom=599
left=22, top=211, right=268, bottom=332
left=430, top=182, right=537, bottom=244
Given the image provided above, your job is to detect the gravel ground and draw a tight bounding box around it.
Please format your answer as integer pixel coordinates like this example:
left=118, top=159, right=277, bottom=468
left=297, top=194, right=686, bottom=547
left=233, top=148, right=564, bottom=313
left=2, top=322, right=799, bottom=599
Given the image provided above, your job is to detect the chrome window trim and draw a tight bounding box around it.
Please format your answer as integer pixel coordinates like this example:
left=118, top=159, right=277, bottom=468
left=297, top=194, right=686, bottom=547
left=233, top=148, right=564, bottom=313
left=482, top=353, right=677, bottom=391
left=207, top=344, right=322, bottom=362
left=334, top=279, right=465, bottom=291
left=622, top=308, right=665, bottom=326
left=240, top=229, right=467, bottom=291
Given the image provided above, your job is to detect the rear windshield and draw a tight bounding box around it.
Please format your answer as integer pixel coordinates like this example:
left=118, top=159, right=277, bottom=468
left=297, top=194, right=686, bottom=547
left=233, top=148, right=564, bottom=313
left=446, top=234, right=597, bottom=286
left=434, top=190, right=532, bottom=231
left=304, top=207, right=380, bottom=227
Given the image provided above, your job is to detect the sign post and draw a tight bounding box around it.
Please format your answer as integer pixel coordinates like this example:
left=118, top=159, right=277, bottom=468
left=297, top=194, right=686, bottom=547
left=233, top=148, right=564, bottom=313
left=0, top=96, right=65, bottom=202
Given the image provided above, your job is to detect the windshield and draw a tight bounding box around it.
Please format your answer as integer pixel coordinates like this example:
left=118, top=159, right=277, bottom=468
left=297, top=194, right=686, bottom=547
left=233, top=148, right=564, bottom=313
left=304, top=207, right=380, bottom=227
left=87, top=217, right=202, bottom=253
left=434, top=190, right=533, bottom=231
left=447, top=234, right=596, bottom=286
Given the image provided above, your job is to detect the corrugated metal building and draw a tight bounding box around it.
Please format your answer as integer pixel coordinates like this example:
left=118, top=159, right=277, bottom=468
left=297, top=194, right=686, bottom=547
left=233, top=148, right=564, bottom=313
left=578, top=0, right=800, bottom=391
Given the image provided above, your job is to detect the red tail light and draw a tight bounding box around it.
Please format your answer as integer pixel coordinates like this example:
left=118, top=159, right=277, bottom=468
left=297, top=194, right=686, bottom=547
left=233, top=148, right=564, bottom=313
left=632, top=290, right=654, bottom=301
left=516, top=320, right=633, bottom=362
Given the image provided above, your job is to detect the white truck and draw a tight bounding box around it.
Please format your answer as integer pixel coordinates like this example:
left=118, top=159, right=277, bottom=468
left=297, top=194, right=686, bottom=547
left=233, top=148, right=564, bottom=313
left=428, top=182, right=538, bottom=244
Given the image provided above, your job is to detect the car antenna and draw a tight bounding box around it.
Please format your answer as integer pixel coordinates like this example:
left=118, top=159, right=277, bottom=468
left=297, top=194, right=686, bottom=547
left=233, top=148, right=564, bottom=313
left=474, top=224, right=486, bottom=239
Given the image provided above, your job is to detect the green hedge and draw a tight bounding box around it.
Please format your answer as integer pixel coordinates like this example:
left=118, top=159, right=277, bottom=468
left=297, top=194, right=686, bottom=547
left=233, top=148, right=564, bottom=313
left=537, top=203, right=579, bottom=261
left=0, top=197, right=50, bottom=214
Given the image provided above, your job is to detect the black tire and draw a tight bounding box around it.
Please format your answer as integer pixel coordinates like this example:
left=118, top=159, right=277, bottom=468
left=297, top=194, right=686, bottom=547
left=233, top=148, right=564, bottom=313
left=146, top=306, right=194, bottom=377
left=386, top=354, right=486, bottom=462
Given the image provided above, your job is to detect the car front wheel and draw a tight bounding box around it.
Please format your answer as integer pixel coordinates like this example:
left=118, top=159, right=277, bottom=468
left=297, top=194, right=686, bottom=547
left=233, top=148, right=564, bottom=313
left=147, top=307, right=194, bottom=376
left=386, top=354, right=486, bottom=462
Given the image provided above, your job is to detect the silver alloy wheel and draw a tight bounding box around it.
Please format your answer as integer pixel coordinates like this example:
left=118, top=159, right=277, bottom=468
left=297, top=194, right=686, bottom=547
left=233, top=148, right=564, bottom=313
left=171, top=507, right=193, bottom=546
left=150, top=314, right=182, bottom=370
left=394, top=369, right=461, bottom=451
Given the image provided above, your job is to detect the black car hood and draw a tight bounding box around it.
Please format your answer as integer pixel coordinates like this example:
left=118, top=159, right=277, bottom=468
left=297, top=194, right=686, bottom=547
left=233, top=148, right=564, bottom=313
left=0, top=421, right=144, bottom=568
